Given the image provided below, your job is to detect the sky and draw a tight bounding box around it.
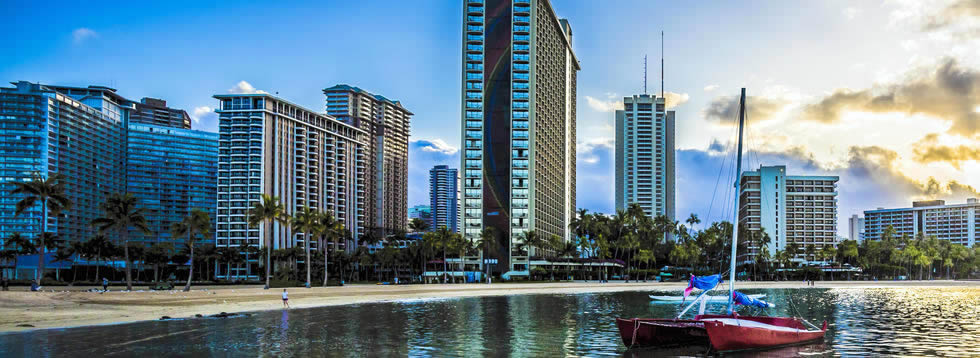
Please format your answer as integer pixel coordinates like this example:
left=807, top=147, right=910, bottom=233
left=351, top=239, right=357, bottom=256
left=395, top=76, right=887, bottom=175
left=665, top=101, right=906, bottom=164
left=2, top=0, right=978, bottom=236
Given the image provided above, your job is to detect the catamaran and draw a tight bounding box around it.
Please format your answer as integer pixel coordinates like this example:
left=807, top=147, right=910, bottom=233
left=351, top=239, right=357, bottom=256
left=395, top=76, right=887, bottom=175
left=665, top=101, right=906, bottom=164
left=616, top=89, right=826, bottom=352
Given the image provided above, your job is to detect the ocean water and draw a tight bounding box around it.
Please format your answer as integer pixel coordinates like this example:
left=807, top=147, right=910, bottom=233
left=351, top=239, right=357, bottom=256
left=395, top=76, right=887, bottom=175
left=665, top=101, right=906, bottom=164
left=1, top=287, right=978, bottom=357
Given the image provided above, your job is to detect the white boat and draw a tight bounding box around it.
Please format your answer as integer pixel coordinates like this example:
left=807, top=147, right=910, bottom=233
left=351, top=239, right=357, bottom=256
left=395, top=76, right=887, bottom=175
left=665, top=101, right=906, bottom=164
left=649, top=294, right=765, bottom=303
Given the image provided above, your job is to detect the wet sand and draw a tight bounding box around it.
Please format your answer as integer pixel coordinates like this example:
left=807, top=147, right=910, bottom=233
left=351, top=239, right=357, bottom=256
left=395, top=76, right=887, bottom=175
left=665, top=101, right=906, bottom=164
left=1, top=280, right=976, bottom=333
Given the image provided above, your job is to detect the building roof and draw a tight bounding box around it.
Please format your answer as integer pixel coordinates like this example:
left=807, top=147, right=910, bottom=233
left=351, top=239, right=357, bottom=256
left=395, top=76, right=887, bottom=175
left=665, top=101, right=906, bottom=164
left=864, top=199, right=980, bottom=213
left=213, top=92, right=368, bottom=135
left=322, top=84, right=414, bottom=115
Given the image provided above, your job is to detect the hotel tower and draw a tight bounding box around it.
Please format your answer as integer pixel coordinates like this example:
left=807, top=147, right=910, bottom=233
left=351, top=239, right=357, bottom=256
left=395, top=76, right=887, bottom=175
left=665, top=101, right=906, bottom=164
left=460, top=0, right=579, bottom=272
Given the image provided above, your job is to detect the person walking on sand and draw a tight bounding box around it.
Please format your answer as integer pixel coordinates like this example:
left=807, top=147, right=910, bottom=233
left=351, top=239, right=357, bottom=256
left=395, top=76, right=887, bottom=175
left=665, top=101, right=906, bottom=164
left=281, top=289, right=290, bottom=309
left=102, top=277, right=109, bottom=292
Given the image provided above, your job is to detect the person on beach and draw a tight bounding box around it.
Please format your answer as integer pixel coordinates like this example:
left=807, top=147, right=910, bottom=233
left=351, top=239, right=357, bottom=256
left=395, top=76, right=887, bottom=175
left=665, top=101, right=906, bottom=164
left=282, top=289, right=290, bottom=308
left=30, top=279, right=40, bottom=291
left=102, top=277, right=109, bottom=292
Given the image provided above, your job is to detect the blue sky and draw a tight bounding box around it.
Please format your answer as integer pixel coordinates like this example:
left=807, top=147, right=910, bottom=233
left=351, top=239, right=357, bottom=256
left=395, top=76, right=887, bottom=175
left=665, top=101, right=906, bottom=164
left=3, top=0, right=979, bottom=235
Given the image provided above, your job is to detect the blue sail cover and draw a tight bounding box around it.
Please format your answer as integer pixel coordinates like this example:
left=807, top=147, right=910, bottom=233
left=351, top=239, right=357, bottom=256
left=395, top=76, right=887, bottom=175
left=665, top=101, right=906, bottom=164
left=733, top=291, right=771, bottom=308
left=683, top=274, right=722, bottom=300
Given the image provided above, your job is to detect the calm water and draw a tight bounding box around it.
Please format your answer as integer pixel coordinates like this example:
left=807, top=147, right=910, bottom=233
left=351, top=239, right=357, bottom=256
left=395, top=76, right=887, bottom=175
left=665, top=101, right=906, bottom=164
left=1, top=287, right=978, bottom=357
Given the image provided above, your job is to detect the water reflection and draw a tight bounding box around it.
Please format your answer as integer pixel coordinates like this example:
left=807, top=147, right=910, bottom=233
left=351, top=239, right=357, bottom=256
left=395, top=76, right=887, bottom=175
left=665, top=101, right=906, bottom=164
left=0, top=288, right=977, bottom=357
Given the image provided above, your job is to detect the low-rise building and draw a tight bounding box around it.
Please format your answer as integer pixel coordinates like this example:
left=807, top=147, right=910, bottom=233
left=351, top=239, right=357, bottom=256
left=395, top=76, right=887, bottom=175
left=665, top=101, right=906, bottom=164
left=864, top=199, right=978, bottom=246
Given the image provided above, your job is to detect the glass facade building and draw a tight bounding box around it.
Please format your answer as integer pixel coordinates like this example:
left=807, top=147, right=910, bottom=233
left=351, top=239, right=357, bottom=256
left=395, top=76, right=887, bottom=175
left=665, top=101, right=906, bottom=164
left=126, top=123, right=218, bottom=244
left=429, top=165, right=459, bottom=233
left=0, top=81, right=215, bottom=250
left=461, top=0, right=580, bottom=272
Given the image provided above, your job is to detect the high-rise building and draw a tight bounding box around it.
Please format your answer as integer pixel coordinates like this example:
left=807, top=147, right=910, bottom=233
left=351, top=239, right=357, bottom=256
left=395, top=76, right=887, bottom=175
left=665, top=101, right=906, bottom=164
left=0, top=82, right=126, bottom=246
left=0, top=81, right=215, bottom=253
left=864, top=199, right=977, bottom=247
left=848, top=214, right=864, bottom=243
left=429, top=165, right=459, bottom=233
left=214, top=93, right=368, bottom=278
left=126, top=123, right=218, bottom=244
left=460, top=0, right=580, bottom=272
left=615, top=94, right=675, bottom=230
left=408, top=204, right=432, bottom=229
left=738, top=165, right=839, bottom=263
left=323, top=84, right=412, bottom=235
left=130, top=97, right=192, bottom=129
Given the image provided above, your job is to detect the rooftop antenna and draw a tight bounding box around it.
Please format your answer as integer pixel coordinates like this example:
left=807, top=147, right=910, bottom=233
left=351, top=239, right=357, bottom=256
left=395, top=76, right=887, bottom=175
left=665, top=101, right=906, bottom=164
left=643, top=55, right=647, bottom=95
left=661, top=30, right=665, bottom=98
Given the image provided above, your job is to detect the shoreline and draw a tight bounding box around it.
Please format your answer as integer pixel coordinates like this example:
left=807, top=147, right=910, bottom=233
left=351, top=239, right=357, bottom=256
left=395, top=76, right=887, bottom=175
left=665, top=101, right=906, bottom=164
left=1, top=280, right=977, bottom=334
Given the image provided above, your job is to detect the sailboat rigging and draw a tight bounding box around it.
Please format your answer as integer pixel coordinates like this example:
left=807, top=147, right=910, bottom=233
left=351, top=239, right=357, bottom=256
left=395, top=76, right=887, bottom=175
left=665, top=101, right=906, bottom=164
left=615, top=88, right=827, bottom=352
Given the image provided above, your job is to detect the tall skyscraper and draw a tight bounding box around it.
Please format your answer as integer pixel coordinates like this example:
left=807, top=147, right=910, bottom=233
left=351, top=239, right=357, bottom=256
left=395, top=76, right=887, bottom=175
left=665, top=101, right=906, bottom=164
left=738, top=165, right=839, bottom=263
left=864, top=199, right=977, bottom=247
left=848, top=214, right=864, bottom=243
left=461, top=0, right=580, bottom=272
left=126, top=123, right=218, bottom=244
left=214, top=93, right=368, bottom=278
left=429, top=165, right=459, bottom=233
left=323, top=84, right=412, bottom=235
left=0, top=82, right=126, bottom=246
left=0, top=81, right=216, bottom=251
left=614, top=94, right=675, bottom=229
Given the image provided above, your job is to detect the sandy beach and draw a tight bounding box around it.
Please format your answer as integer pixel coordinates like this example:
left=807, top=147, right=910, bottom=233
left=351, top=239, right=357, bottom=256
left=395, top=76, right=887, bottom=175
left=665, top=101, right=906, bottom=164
left=0, top=280, right=976, bottom=333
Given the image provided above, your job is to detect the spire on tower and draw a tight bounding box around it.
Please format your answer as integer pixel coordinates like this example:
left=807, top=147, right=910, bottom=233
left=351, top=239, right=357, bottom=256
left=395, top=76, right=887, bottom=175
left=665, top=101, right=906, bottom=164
left=644, top=55, right=647, bottom=95
left=661, top=31, right=665, bottom=98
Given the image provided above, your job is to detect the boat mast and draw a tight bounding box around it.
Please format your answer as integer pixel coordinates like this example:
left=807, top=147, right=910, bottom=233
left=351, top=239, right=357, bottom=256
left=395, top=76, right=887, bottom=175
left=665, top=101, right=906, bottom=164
left=727, top=88, right=746, bottom=314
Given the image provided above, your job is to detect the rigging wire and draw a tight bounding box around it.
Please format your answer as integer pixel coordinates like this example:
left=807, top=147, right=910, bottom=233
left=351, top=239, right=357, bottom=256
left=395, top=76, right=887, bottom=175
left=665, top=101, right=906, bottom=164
left=705, top=100, right=742, bottom=226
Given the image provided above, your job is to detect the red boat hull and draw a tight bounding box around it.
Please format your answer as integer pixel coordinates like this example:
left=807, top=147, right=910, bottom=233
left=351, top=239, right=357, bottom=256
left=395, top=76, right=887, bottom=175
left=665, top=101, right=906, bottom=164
left=617, top=315, right=825, bottom=352
left=615, top=318, right=708, bottom=348
left=700, top=315, right=826, bottom=351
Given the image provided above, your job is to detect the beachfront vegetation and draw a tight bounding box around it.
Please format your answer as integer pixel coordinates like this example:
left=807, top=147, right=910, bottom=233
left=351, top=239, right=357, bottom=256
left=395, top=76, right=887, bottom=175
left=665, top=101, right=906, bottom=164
left=2, top=174, right=978, bottom=287
left=247, top=194, right=288, bottom=290
left=568, top=204, right=980, bottom=281
left=91, top=193, right=151, bottom=291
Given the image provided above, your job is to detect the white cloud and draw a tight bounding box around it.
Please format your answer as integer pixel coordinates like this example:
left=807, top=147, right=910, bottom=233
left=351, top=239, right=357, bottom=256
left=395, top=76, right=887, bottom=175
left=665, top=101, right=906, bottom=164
left=585, top=95, right=624, bottom=112
left=665, top=91, right=690, bottom=109
left=703, top=84, right=719, bottom=92
left=416, top=138, right=458, bottom=155
left=228, top=81, right=268, bottom=94
left=72, top=28, right=97, bottom=44
left=191, top=106, right=214, bottom=123
left=843, top=7, right=861, bottom=20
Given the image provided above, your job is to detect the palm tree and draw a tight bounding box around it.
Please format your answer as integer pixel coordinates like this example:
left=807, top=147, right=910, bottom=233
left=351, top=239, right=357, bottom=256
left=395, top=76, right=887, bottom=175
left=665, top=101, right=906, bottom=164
left=51, top=247, right=74, bottom=282
left=317, top=210, right=343, bottom=287
left=4, top=233, right=34, bottom=279
left=247, top=194, right=287, bottom=290
left=171, top=208, right=211, bottom=291
left=91, top=193, right=149, bottom=291
left=686, top=213, right=701, bottom=235
left=433, top=226, right=456, bottom=283
left=10, top=172, right=72, bottom=280
left=409, top=218, right=429, bottom=233
left=476, top=227, right=496, bottom=282
left=85, top=234, right=111, bottom=283
left=291, top=207, right=319, bottom=288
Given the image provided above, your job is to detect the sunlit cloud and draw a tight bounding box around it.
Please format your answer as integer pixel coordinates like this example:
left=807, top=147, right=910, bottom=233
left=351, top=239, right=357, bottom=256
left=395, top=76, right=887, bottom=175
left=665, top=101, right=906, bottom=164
left=703, top=84, right=719, bottom=92
left=414, top=138, right=458, bottom=155
left=799, top=58, right=980, bottom=136
left=228, top=80, right=268, bottom=94
left=585, top=95, right=623, bottom=112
